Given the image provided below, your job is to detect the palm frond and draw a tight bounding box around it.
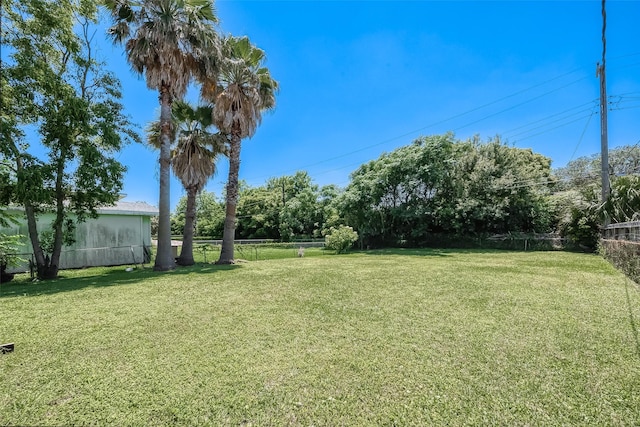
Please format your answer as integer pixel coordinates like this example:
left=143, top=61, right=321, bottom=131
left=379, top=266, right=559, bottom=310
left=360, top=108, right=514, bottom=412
left=108, top=0, right=220, bottom=99
left=207, top=36, right=278, bottom=138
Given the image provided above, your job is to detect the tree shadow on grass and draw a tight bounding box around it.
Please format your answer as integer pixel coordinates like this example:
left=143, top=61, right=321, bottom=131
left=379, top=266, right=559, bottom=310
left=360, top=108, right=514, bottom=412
left=358, top=247, right=566, bottom=257
left=356, top=248, right=483, bottom=257
left=0, top=263, right=240, bottom=298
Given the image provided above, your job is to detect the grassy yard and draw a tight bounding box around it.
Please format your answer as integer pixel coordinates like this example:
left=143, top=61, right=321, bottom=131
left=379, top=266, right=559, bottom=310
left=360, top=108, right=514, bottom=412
left=1, top=249, right=639, bottom=426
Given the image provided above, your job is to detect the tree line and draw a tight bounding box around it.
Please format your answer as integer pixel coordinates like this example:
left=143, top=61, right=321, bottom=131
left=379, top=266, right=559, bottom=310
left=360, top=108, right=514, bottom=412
left=168, top=171, right=341, bottom=242
left=168, top=136, right=640, bottom=250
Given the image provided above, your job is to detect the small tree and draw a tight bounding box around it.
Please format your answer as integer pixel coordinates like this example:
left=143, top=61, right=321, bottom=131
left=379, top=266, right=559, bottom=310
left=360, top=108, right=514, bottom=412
left=0, top=234, right=25, bottom=283
left=557, top=187, right=601, bottom=251
left=325, top=225, right=358, bottom=254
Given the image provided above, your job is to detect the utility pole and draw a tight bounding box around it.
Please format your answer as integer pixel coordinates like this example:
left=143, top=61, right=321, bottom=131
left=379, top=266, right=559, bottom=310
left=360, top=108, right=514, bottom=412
left=597, top=0, right=610, bottom=210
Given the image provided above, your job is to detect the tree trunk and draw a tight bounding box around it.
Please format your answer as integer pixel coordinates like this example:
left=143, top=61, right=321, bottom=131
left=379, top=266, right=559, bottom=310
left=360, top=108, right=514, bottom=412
left=46, top=156, right=67, bottom=279
left=25, top=203, right=59, bottom=280
left=10, top=148, right=46, bottom=278
left=18, top=148, right=58, bottom=279
left=154, top=85, right=176, bottom=271
left=24, top=203, right=50, bottom=279
left=177, top=186, right=196, bottom=266
left=217, top=133, right=241, bottom=264
left=37, top=260, right=59, bottom=280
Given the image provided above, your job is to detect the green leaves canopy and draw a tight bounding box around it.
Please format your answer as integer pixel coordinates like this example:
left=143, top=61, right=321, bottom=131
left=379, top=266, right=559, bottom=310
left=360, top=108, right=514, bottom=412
left=209, top=36, right=278, bottom=139
left=2, top=0, right=139, bottom=278
left=340, top=134, right=553, bottom=247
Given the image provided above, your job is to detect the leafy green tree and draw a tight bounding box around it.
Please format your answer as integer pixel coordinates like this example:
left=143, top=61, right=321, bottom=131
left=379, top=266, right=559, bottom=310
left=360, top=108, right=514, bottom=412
left=236, top=183, right=281, bottom=239
left=0, top=234, right=25, bottom=283
left=555, top=144, right=640, bottom=191
left=0, top=162, right=18, bottom=228
left=171, top=205, right=185, bottom=236
left=340, top=134, right=553, bottom=247
left=557, top=186, right=601, bottom=251
left=268, top=172, right=321, bottom=240
left=202, top=36, right=278, bottom=264
left=318, top=184, right=344, bottom=236
left=340, top=134, right=457, bottom=246
left=552, top=145, right=640, bottom=244
left=171, top=190, right=225, bottom=238
left=105, top=0, right=220, bottom=271
left=194, top=191, right=226, bottom=238
left=553, top=175, right=640, bottom=252
left=150, top=215, right=159, bottom=237
left=279, top=187, right=321, bottom=240
left=2, top=0, right=138, bottom=279
left=233, top=172, right=332, bottom=241
left=448, top=137, right=553, bottom=235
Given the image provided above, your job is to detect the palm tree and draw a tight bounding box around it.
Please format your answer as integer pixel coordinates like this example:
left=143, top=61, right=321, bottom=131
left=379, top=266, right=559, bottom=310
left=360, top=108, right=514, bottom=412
left=105, top=0, right=219, bottom=271
left=201, top=36, right=278, bottom=264
left=149, top=101, right=227, bottom=265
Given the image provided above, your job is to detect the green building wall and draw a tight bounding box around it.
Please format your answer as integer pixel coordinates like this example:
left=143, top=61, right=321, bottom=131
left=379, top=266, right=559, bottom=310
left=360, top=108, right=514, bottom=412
left=2, top=204, right=156, bottom=273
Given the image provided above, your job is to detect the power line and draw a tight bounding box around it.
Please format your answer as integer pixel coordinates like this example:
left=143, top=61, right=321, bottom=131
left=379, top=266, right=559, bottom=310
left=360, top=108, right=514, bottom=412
left=508, top=113, right=597, bottom=143
left=239, top=56, right=635, bottom=189
left=504, top=107, right=597, bottom=141
left=501, top=98, right=598, bottom=135
left=567, top=111, right=597, bottom=163
left=609, top=51, right=640, bottom=60
left=610, top=61, right=640, bottom=71
left=448, top=76, right=590, bottom=133
left=234, top=142, right=640, bottom=211
left=238, top=92, right=628, bottom=193
left=243, top=67, right=592, bottom=183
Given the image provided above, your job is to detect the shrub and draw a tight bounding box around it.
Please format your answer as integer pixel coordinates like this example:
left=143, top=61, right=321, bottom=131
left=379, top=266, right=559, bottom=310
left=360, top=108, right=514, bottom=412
left=559, top=205, right=600, bottom=252
left=0, top=234, right=25, bottom=283
left=324, top=225, right=358, bottom=254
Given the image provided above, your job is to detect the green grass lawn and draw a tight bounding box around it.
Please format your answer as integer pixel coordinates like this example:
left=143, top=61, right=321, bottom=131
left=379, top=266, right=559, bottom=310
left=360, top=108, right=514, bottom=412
left=1, top=249, right=639, bottom=426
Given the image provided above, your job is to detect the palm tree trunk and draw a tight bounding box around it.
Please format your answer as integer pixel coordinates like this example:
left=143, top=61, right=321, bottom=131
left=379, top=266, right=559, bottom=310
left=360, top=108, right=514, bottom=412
left=177, top=186, right=197, bottom=266
left=217, top=133, right=241, bottom=264
left=154, top=85, right=176, bottom=271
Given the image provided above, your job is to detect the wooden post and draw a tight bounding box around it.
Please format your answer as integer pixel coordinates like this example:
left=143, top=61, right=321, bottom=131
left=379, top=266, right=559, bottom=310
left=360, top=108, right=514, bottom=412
left=598, top=0, right=610, bottom=225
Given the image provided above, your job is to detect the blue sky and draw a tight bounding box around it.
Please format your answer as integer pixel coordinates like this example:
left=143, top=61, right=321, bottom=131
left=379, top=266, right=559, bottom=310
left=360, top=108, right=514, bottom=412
left=38, top=1, right=640, bottom=210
